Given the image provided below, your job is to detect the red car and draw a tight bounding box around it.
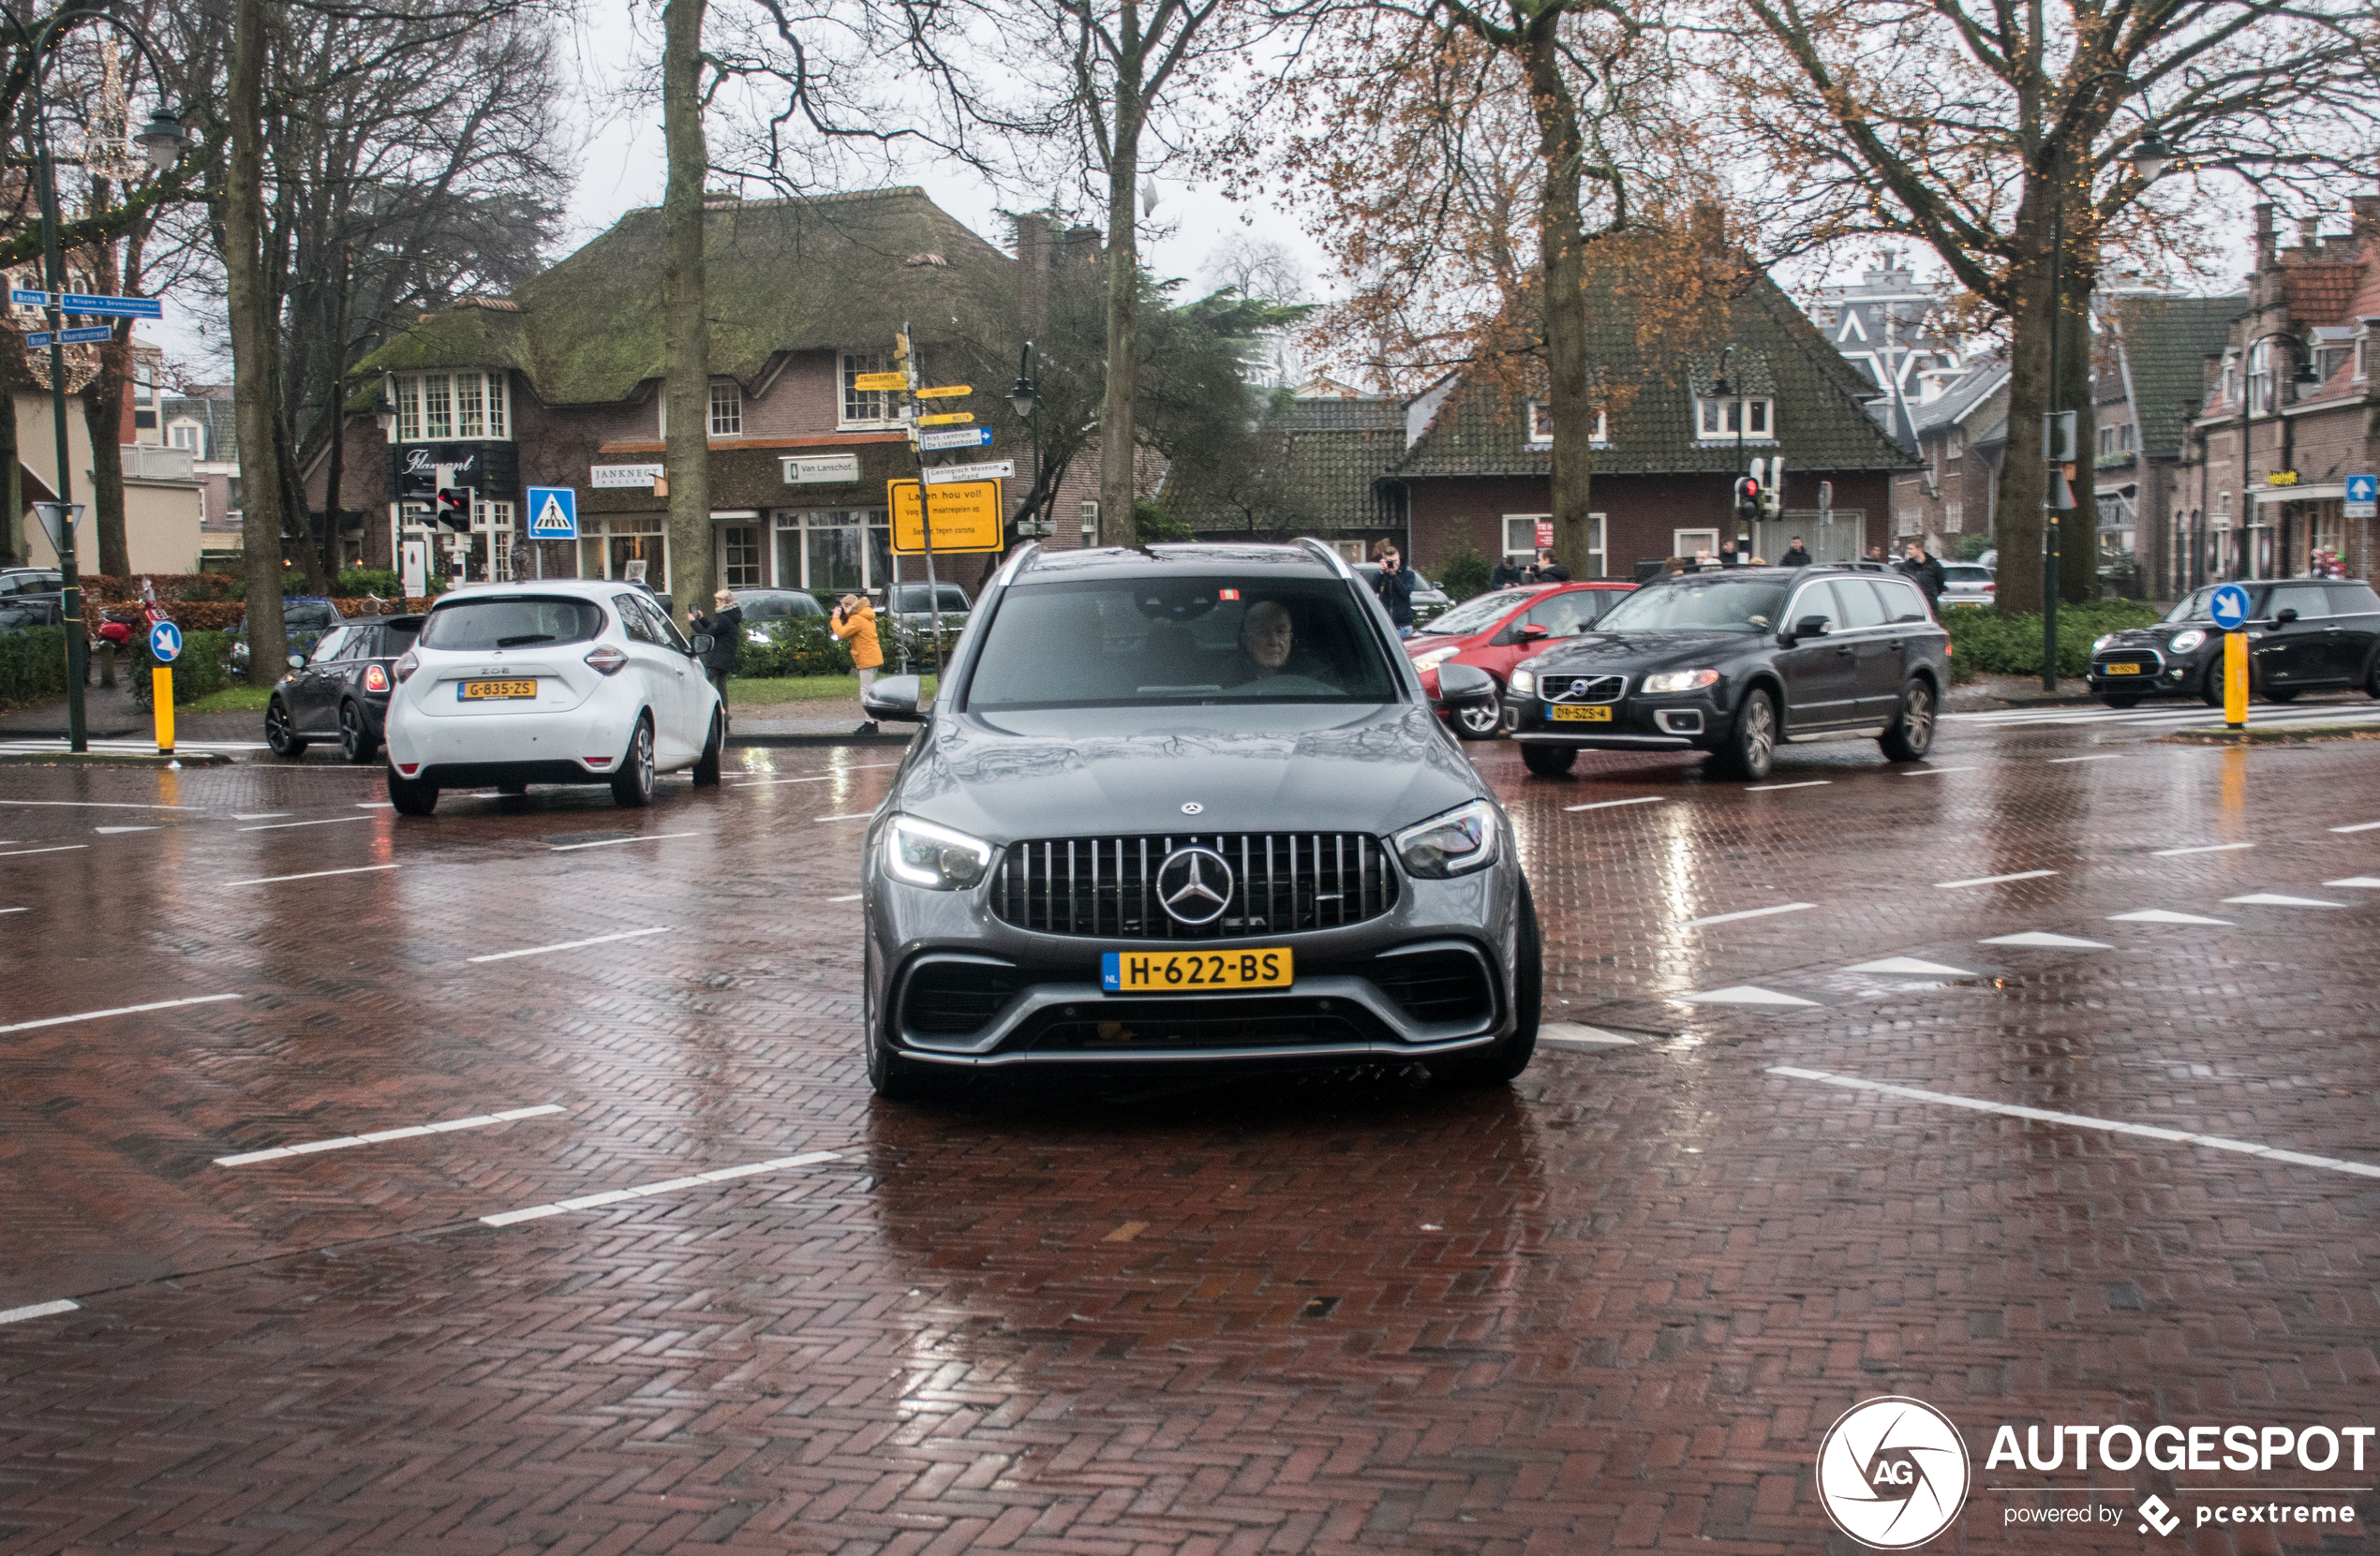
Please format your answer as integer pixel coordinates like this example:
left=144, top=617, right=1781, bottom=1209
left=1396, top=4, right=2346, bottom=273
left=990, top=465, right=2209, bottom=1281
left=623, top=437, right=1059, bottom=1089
left=1408, top=581, right=1635, bottom=738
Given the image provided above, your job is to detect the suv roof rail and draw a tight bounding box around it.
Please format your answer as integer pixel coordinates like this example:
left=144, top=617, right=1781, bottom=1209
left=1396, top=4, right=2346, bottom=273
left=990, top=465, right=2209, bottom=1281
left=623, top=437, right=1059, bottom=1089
left=1293, top=537, right=1355, bottom=578
left=989, top=540, right=1041, bottom=590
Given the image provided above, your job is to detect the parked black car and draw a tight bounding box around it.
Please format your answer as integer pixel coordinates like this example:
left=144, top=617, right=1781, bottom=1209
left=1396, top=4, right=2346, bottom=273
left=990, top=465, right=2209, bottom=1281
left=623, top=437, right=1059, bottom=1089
left=231, top=596, right=347, bottom=675
left=854, top=540, right=1536, bottom=1099
left=730, top=587, right=828, bottom=644
left=264, top=614, right=424, bottom=763
left=0, top=596, right=64, bottom=633
left=0, top=567, right=63, bottom=601
left=1508, top=565, right=1950, bottom=781
left=2089, top=578, right=2380, bottom=707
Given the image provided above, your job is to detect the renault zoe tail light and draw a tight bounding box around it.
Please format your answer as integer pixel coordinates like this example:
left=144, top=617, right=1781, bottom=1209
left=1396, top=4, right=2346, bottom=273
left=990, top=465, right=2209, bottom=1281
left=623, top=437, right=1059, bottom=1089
left=393, top=648, right=418, bottom=683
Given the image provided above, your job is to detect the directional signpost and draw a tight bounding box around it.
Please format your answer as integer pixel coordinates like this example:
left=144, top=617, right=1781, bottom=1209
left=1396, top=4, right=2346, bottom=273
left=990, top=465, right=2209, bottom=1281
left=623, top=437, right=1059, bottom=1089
left=147, top=619, right=182, bottom=756
left=59, top=291, right=162, bottom=319
left=26, top=326, right=112, bottom=348
left=919, top=426, right=992, bottom=452
left=2210, top=582, right=2252, bottom=730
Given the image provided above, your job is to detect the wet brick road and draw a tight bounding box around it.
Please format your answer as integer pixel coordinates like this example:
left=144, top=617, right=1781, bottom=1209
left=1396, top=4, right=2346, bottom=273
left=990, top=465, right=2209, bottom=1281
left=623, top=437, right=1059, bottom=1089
left=2, top=699, right=2377, bottom=1553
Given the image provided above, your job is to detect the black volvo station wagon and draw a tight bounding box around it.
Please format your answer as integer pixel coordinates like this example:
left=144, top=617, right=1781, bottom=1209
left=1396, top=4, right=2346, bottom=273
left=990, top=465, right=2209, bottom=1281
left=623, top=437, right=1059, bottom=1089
left=853, top=541, right=1540, bottom=1098
left=1506, top=565, right=1951, bottom=782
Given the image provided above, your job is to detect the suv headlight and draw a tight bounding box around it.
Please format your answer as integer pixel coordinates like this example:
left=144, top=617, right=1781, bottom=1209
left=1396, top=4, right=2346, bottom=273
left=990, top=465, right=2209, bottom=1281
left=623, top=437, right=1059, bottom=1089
left=1640, top=669, right=1719, bottom=693
left=2168, top=628, right=2207, bottom=653
left=1509, top=667, right=1536, bottom=697
left=1394, top=799, right=1499, bottom=880
left=883, top=814, right=993, bottom=890
left=1411, top=645, right=1460, bottom=673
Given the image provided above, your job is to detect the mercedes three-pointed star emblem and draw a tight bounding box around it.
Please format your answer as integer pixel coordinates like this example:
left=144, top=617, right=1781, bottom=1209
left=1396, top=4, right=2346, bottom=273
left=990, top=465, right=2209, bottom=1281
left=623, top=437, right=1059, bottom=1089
left=1155, top=845, right=1234, bottom=926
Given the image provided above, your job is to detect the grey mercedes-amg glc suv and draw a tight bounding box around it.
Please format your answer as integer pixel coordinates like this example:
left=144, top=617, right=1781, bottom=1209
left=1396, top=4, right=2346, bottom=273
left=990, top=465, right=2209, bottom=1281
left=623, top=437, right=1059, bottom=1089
left=855, top=540, right=1541, bottom=1098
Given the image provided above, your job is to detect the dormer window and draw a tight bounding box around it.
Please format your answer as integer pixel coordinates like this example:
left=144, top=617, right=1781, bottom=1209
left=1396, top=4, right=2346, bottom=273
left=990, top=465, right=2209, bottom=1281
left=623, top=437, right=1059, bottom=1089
left=710, top=380, right=742, bottom=437
left=841, top=351, right=901, bottom=429
left=167, top=418, right=204, bottom=457
left=1525, top=401, right=1609, bottom=444
left=1697, top=394, right=1775, bottom=441
left=391, top=372, right=510, bottom=442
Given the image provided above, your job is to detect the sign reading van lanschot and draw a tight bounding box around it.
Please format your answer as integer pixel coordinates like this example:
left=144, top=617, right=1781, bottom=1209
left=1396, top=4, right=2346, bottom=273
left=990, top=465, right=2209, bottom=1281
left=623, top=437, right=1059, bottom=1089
left=782, top=453, right=861, bottom=485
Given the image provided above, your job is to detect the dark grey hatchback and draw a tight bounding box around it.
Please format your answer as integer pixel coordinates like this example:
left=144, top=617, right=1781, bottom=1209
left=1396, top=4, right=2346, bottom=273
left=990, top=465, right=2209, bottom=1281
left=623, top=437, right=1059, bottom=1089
left=855, top=541, right=1540, bottom=1098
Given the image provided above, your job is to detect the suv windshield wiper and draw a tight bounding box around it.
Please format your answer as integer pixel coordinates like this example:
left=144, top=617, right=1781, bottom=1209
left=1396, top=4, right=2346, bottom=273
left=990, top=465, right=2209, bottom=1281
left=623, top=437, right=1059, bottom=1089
left=495, top=633, right=556, bottom=646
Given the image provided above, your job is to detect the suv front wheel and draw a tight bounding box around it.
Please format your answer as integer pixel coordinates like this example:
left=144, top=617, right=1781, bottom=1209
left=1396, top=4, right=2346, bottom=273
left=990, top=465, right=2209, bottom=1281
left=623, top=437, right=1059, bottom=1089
left=1880, top=678, right=1937, bottom=761
left=1712, top=688, right=1777, bottom=780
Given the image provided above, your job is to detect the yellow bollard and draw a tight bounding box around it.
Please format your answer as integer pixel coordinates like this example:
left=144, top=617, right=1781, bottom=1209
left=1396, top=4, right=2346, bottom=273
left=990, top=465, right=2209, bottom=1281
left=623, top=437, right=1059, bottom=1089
left=2223, top=629, right=2248, bottom=730
left=154, top=665, right=174, bottom=755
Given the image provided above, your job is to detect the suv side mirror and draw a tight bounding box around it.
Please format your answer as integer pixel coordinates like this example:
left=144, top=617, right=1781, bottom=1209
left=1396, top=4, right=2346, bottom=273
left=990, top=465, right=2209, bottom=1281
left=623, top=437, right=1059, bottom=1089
left=2274, top=607, right=2298, bottom=625
left=863, top=673, right=929, bottom=722
left=1436, top=662, right=1497, bottom=706
left=691, top=632, right=715, bottom=656
left=1790, top=615, right=1831, bottom=643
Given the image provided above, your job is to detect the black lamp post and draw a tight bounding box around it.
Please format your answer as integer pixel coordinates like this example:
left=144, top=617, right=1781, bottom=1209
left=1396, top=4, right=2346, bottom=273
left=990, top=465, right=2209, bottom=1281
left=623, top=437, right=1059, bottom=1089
left=2, top=7, right=186, bottom=751
left=1007, top=340, right=1040, bottom=539
left=1711, top=346, right=1744, bottom=556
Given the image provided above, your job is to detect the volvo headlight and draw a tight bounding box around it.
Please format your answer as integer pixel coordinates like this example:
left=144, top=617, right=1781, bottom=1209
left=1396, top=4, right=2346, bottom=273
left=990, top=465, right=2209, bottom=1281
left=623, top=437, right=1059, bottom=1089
left=882, top=814, right=993, bottom=890
left=1640, top=669, right=1719, bottom=693
left=1394, top=799, right=1499, bottom=880
left=1510, top=666, right=1536, bottom=697
left=2168, top=628, right=2207, bottom=653
left=1411, top=645, right=1461, bottom=674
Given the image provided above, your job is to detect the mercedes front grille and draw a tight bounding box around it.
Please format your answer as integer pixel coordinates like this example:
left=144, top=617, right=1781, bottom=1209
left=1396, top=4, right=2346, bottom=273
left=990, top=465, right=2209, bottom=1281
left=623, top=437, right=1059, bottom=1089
left=990, top=833, right=1400, bottom=940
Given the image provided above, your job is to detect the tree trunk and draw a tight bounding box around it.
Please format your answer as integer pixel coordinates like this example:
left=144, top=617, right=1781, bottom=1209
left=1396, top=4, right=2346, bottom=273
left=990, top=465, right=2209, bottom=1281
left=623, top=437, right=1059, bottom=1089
left=661, top=0, right=711, bottom=615
left=319, top=245, right=351, bottom=586
left=1993, top=179, right=2055, bottom=617
left=1096, top=95, right=1144, bottom=549
left=81, top=189, right=131, bottom=580
left=2056, top=256, right=2099, bottom=603
left=0, top=378, right=19, bottom=569
left=1520, top=22, right=1597, bottom=575
left=228, top=0, right=287, bottom=667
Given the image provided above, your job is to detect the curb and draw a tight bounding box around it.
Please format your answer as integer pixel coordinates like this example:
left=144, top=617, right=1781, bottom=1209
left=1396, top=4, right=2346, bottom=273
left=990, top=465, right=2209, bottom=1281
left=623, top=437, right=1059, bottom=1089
left=0, top=749, right=236, bottom=767
left=2164, top=726, right=2380, bottom=746
left=727, top=731, right=916, bottom=748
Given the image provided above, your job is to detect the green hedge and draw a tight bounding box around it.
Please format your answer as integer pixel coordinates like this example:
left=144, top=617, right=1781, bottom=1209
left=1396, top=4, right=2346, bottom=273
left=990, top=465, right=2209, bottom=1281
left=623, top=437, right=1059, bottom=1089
left=736, top=615, right=967, bottom=679
left=128, top=629, right=234, bottom=708
left=0, top=625, right=71, bottom=708
left=1433, top=541, right=1494, bottom=602
left=1942, top=600, right=2164, bottom=682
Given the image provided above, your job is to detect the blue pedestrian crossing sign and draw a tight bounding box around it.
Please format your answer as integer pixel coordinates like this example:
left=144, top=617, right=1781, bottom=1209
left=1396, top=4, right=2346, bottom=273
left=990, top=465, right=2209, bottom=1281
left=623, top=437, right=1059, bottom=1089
left=2347, top=474, right=2376, bottom=520
left=148, top=619, right=183, bottom=663
left=526, top=486, right=577, bottom=540
left=2209, top=583, right=2252, bottom=631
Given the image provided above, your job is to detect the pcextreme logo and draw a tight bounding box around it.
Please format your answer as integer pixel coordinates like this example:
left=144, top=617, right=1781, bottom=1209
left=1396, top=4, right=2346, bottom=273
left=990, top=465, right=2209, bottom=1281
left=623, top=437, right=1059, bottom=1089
left=1816, top=1397, right=1972, bottom=1549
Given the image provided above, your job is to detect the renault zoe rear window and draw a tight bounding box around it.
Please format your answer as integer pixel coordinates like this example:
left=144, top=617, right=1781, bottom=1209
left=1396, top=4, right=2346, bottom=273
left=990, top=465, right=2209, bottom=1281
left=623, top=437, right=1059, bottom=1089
left=419, top=597, right=606, bottom=650
left=964, top=577, right=1402, bottom=709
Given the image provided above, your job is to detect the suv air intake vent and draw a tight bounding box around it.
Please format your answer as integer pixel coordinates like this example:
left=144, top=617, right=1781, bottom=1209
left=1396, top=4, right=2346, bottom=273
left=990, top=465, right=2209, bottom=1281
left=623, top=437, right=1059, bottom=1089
left=991, top=833, right=1400, bottom=940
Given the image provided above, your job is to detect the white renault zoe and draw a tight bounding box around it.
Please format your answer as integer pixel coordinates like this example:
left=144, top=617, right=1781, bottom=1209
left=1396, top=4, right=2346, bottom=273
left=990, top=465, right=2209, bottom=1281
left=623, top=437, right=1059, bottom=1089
left=382, top=580, right=724, bottom=815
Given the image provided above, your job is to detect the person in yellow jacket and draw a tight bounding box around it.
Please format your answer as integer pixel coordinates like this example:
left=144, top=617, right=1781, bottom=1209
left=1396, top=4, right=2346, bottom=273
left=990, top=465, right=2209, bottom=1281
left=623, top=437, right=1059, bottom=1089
left=831, top=592, right=884, bottom=697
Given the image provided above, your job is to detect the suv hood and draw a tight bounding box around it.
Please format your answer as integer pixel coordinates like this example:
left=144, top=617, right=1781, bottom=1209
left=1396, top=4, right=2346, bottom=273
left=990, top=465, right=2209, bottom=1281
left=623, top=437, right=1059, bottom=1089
left=1527, top=629, right=1756, bottom=674
left=895, top=702, right=1483, bottom=839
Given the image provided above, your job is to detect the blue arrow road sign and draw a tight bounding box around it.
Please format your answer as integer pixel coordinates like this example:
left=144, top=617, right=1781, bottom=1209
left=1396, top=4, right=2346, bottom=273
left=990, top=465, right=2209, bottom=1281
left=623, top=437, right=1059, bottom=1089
left=2347, top=474, right=2377, bottom=519
left=148, top=619, right=183, bottom=663
left=525, top=485, right=577, bottom=540
left=59, top=292, right=162, bottom=319
left=2209, top=583, right=2252, bottom=631
left=918, top=425, right=993, bottom=452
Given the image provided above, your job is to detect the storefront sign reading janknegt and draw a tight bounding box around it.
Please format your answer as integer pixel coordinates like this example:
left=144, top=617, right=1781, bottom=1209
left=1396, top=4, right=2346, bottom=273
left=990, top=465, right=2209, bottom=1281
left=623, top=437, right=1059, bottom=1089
left=782, top=453, right=861, bottom=485
left=590, top=464, right=664, bottom=489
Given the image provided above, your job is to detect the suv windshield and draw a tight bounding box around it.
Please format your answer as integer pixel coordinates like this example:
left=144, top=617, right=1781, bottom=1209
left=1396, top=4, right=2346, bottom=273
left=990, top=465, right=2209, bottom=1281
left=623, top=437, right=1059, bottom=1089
left=419, top=596, right=607, bottom=650
left=964, top=576, right=1403, bottom=710
left=889, top=584, right=970, bottom=613
left=1594, top=576, right=1791, bottom=633
left=2164, top=585, right=2273, bottom=624
left=1421, top=587, right=1538, bottom=636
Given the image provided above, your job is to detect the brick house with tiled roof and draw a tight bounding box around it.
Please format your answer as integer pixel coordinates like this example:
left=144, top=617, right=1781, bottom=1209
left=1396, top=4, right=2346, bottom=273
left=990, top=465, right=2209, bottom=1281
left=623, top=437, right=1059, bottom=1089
left=2177, top=197, right=2380, bottom=587
left=1387, top=268, right=1917, bottom=579
left=1889, top=362, right=2008, bottom=556
left=1161, top=392, right=1406, bottom=561
left=2092, top=293, right=2241, bottom=595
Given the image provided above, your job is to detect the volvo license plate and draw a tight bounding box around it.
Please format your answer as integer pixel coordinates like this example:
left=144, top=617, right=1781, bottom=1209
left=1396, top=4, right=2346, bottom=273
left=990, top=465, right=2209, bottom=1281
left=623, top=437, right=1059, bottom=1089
left=459, top=678, right=538, bottom=701
left=1102, top=948, right=1292, bottom=993
left=2104, top=663, right=2143, bottom=675
left=1549, top=704, right=1614, bottom=721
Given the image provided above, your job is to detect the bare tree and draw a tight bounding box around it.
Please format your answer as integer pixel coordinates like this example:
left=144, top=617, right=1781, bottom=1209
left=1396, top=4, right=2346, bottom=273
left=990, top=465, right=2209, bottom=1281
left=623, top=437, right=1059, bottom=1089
left=1200, top=231, right=1309, bottom=302
left=662, top=0, right=712, bottom=616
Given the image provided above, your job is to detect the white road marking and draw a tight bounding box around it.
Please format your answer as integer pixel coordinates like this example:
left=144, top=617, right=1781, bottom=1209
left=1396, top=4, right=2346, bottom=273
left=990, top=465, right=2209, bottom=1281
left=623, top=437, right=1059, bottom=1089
left=2330, top=821, right=2380, bottom=833
left=2224, top=893, right=2348, bottom=908
left=2153, top=842, right=2254, bottom=856
left=1842, top=956, right=1976, bottom=976
left=237, top=816, right=373, bottom=832
left=733, top=763, right=901, bottom=785
left=0, top=844, right=89, bottom=859
left=481, top=1149, right=843, bottom=1226
left=1676, top=985, right=1819, bottom=1007
left=0, top=798, right=197, bottom=809
left=92, top=825, right=157, bottom=835
left=2324, top=877, right=2380, bottom=888
left=1563, top=795, right=1667, bottom=812
left=2108, top=909, right=2233, bottom=926
left=467, top=926, right=669, bottom=963
left=548, top=832, right=700, bottom=852
left=231, top=812, right=292, bottom=821
left=0, top=992, right=241, bottom=1035
left=1683, top=901, right=1816, bottom=927
left=1935, top=869, right=2058, bottom=889
left=215, top=1104, right=566, bottom=1165
left=814, top=813, right=874, bottom=823
left=1769, top=1065, right=2380, bottom=1180
left=0, top=906, right=26, bottom=915
left=0, top=1299, right=79, bottom=1326
left=1902, top=765, right=1977, bottom=777
left=826, top=893, right=863, bottom=902
left=356, top=802, right=395, bottom=808
left=1980, top=930, right=2112, bottom=949
left=2045, top=754, right=2125, bottom=763
left=1540, top=1022, right=1640, bottom=1048
left=1743, top=780, right=1832, bottom=792
left=225, top=864, right=399, bottom=886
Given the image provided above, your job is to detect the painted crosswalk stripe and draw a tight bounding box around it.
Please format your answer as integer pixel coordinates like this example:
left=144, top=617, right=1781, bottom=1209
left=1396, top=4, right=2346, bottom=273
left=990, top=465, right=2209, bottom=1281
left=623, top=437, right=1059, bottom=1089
left=1981, top=930, right=2111, bottom=949
left=1540, top=1022, right=1642, bottom=1048
left=481, top=1149, right=844, bottom=1226
left=0, top=1299, right=80, bottom=1326
left=466, top=927, right=669, bottom=963
left=0, top=844, right=89, bottom=859
left=2331, top=821, right=2380, bottom=833
left=231, top=812, right=293, bottom=821
left=2108, top=909, right=2232, bottom=926
left=226, top=864, right=397, bottom=886
left=0, top=992, right=241, bottom=1035
left=1676, top=985, right=1818, bottom=1007
left=216, top=1104, right=565, bottom=1165
left=1769, top=1066, right=2380, bottom=1180
left=237, top=816, right=374, bottom=832
left=826, top=893, right=863, bottom=903
left=2153, top=842, right=2254, bottom=856
left=1745, top=780, right=1833, bottom=792
left=1684, top=901, right=1816, bottom=927
left=1842, top=956, right=1976, bottom=976
left=548, top=832, right=700, bottom=852
left=2045, top=754, right=2125, bottom=763
left=1902, top=766, right=1976, bottom=777
left=1563, top=795, right=1667, bottom=812
left=2224, top=893, right=2348, bottom=908
left=815, top=814, right=874, bottom=823
left=0, top=798, right=198, bottom=809
left=93, top=825, right=157, bottom=835
left=2324, top=877, right=2380, bottom=888
left=1935, top=869, right=2058, bottom=889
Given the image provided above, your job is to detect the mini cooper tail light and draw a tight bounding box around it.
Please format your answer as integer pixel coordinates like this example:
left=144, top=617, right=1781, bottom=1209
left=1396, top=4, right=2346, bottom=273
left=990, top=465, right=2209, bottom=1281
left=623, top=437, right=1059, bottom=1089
left=364, top=663, right=390, bottom=693
left=584, top=645, right=629, bottom=675
left=393, top=648, right=418, bottom=683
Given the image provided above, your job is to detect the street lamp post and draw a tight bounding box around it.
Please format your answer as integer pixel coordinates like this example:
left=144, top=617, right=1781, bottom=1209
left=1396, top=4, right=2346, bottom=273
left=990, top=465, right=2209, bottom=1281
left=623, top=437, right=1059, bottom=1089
left=2, top=7, right=186, bottom=752
left=1006, top=340, right=1039, bottom=541
left=1712, top=346, right=1743, bottom=556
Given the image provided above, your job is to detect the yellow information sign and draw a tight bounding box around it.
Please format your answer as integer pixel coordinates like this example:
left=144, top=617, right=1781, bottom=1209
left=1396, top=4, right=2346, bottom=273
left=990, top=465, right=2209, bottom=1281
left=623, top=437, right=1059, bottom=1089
left=917, top=411, right=975, bottom=425
left=889, top=479, right=1003, bottom=554
left=853, top=371, right=908, bottom=392
left=915, top=385, right=971, bottom=399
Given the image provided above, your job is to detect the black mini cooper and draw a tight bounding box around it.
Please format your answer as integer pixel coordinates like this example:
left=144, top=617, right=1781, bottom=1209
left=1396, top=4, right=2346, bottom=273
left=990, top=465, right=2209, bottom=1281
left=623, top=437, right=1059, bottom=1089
left=1507, top=565, right=1950, bottom=782
left=2089, top=578, right=2380, bottom=707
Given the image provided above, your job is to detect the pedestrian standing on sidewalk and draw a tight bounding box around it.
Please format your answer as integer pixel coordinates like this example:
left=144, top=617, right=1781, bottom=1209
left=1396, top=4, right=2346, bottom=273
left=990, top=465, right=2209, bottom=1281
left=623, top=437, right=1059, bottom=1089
left=1897, top=541, right=1946, bottom=608
left=1373, top=542, right=1418, bottom=637
left=688, top=588, right=744, bottom=717
left=832, top=591, right=884, bottom=696
left=1779, top=536, right=1812, bottom=567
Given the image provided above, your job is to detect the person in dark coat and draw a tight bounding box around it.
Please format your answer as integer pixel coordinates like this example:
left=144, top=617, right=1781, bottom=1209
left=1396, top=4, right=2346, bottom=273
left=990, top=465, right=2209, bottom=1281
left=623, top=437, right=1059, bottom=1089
left=1488, top=556, right=1527, bottom=589
left=1530, top=548, right=1570, bottom=582
left=1779, top=536, right=1813, bottom=567
left=687, top=588, right=745, bottom=709
left=1717, top=539, right=1745, bottom=568
left=1372, top=542, right=1418, bottom=635
left=1897, top=542, right=1946, bottom=607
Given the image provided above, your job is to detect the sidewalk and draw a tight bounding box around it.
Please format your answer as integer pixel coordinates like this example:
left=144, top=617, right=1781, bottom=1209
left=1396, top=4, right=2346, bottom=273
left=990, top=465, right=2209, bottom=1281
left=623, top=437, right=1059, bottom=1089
left=0, top=684, right=263, bottom=746
left=1945, top=672, right=2106, bottom=711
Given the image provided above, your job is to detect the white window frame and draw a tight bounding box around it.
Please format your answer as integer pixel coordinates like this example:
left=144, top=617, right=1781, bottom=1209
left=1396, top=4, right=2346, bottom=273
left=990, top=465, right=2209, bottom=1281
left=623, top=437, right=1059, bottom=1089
left=2249, top=339, right=2274, bottom=414
left=840, top=352, right=901, bottom=429
left=710, top=380, right=743, bottom=437
left=1673, top=527, right=1719, bottom=558
left=2357, top=333, right=2370, bottom=382
left=1502, top=515, right=1542, bottom=557
left=166, top=418, right=204, bottom=456
left=1526, top=401, right=1609, bottom=444
left=1080, top=499, right=1099, bottom=534
left=1696, top=395, right=1776, bottom=442
left=774, top=508, right=894, bottom=592
left=390, top=371, right=510, bottom=442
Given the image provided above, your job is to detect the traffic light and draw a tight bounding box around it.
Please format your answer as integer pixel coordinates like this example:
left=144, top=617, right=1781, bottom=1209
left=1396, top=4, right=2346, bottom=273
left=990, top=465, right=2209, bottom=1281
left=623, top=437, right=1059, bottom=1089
left=433, top=484, right=471, bottom=532
left=1734, top=476, right=1762, bottom=526
left=1755, top=455, right=1784, bottom=519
